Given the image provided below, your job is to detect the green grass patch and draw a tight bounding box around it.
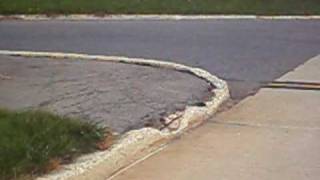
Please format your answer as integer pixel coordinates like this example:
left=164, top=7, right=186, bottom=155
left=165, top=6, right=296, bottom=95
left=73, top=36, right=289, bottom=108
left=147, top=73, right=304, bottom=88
left=0, top=108, right=109, bottom=180
left=0, top=0, right=319, bottom=15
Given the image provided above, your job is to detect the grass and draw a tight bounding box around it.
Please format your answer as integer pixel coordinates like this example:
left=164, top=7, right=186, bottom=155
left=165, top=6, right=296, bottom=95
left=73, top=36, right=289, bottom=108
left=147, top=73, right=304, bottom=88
left=0, top=108, right=110, bottom=180
left=0, top=0, right=319, bottom=15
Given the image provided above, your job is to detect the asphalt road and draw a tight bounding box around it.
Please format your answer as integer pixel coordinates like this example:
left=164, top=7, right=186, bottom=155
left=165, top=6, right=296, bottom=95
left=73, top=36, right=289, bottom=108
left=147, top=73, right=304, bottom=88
left=0, top=19, right=319, bottom=100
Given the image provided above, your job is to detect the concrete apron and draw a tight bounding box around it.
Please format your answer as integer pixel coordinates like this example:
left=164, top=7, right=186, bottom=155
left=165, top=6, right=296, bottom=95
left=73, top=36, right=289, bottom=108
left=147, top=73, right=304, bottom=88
left=111, top=55, right=320, bottom=180
left=0, top=50, right=229, bottom=180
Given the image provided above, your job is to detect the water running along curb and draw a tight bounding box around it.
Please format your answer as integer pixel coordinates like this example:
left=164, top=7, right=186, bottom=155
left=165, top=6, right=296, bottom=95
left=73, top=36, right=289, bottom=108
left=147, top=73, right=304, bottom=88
left=0, top=50, right=229, bottom=180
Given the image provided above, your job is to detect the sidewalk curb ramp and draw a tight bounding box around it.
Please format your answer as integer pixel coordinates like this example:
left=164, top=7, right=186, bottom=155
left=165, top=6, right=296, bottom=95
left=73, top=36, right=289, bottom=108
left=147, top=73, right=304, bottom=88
left=0, top=50, right=229, bottom=180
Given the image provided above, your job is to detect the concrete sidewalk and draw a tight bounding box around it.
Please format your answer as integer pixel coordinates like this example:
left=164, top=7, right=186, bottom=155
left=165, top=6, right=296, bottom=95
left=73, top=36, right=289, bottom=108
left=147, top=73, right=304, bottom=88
left=113, top=55, right=320, bottom=180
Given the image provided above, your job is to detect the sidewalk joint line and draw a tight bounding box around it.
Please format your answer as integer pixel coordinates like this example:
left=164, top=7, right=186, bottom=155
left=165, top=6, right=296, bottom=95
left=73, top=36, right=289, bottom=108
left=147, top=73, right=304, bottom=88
left=263, top=81, right=320, bottom=91
left=209, top=120, right=320, bottom=131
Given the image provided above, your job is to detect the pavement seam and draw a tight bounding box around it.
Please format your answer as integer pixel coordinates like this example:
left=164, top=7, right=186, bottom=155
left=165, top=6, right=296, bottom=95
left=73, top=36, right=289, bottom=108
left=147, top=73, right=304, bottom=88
left=106, top=144, right=168, bottom=180
left=209, top=120, right=320, bottom=131
left=1, top=14, right=320, bottom=21
left=0, top=50, right=229, bottom=180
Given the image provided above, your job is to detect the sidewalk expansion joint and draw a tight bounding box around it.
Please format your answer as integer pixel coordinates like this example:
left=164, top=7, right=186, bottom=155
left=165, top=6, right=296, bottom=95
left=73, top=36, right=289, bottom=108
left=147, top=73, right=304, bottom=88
left=209, top=120, right=320, bottom=131
left=263, top=81, right=320, bottom=91
left=224, top=78, right=320, bottom=91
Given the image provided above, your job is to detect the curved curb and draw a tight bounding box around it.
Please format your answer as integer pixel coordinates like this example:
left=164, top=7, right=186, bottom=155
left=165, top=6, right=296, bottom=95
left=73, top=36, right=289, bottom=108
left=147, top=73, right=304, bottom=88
left=1, top=14, right=320, bottom=21
left=0, top=50, right=229, bottom=180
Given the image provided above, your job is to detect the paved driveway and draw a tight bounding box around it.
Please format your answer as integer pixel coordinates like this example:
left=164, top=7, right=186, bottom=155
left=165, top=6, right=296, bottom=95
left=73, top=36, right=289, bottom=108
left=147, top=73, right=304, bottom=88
left=0, top=55, right=211, bottom=133
left=1, top=19, right=319, bottom=100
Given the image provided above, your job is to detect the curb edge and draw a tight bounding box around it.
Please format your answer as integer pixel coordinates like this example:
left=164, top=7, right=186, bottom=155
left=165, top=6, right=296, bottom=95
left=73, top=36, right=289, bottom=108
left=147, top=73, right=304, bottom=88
left=0, top=50, right=229, bottom=180
left=1, top=14, right=320, bottom=21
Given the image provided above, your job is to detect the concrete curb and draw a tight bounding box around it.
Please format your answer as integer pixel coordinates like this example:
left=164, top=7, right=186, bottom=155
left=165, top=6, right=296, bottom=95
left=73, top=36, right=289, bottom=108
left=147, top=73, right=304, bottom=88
left=1, top=14, right=320, bottom=21
left=0, top=50, right=229, bottom=180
